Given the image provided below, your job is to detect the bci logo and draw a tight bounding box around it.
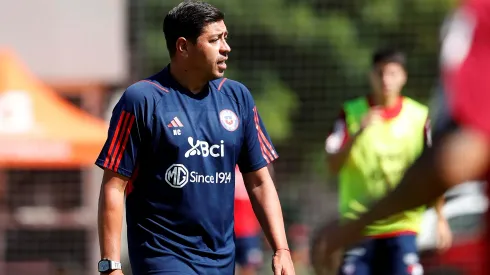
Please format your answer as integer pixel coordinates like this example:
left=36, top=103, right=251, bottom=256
left=184, top=137, right=224, bottom=158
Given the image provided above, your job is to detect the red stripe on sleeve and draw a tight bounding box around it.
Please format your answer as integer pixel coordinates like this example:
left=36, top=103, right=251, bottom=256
left=113, top=114, right=136, bottom=172
left=104, top=111, right=129, bottom=168
left=108, top=112, right=132, bottom=170
left=259, top=130, right=277, bottom=160
left=253, top=107, right=277, bottom=158
left=256, top=123, right=278, bottom=159
left=253, top=107, right=273, bottom=163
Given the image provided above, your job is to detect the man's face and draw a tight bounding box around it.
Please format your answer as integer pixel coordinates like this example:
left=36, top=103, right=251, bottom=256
left=187, top=20, right=231, bottom=80
left=370, top=62, right=407, bottom=98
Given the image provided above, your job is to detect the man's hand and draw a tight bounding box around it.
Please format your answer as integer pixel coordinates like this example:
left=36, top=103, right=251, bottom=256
left=311, top=223, right=342, bottom=275
left=310, top=219, right=365, bottom=275
left=272, top=249, right=295, bottom=275
left=360, top=108, right=382, bottom=130
left=311, top=235, right=342, bottom=275
left=326, top=108, right=383, bottom=174
left=436, top=218, right=453, bottom=252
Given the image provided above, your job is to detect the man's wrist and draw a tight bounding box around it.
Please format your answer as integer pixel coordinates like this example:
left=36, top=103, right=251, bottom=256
left=100, top=256, right=121, bottom=261
left=98, top=258, right=122, bottom=273
left=273, top=247, right=291, bottom=256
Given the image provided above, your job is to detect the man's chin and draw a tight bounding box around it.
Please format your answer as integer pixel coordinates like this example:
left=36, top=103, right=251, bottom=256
left=213, top=70, right=226, bottom=79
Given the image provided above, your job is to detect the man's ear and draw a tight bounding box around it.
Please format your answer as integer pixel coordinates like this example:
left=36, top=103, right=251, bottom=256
left=176, top=37, right=189, bottom=58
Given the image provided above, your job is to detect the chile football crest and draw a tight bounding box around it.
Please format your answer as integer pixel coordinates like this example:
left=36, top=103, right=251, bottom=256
left=219, top=109, right=239, bottom=132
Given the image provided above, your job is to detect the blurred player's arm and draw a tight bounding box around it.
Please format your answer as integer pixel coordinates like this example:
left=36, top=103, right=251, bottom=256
left=430, top=118, right=452, bottom=249
left=424, top=118, right=449, bottom=225
left=434, top=195, right=452, bottom=251
left=434, top=196, right=445, bottom=221
left=363, top=127, right=489, bottom=231
left=98, top=170, right=128, bottom=261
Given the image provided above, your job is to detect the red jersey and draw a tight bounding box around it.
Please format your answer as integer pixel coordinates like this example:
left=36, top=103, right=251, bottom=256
left=440, top=1, right=490, bottom=274
left=234, top=166, right=261, bottom=237
left=442, top=0, right=490, bottom=137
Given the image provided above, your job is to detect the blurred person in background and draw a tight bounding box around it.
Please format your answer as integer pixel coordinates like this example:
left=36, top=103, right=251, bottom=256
left=321, top=48, right=452, bottom=275
left=234, top=165, right=274, bottom=275
left=95, top=1, right=294, bottom=275
left=314, top=0, right=490, bottom=274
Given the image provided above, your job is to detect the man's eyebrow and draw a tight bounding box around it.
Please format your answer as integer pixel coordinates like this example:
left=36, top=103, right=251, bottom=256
left=207, top=32, right=227, bottom=38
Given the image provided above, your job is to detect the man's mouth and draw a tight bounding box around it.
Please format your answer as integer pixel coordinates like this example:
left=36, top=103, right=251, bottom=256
left=217, top=60, right=227, bottom=69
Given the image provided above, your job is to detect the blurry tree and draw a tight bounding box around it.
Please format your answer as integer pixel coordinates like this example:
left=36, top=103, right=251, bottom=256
left=130, top=0, right=456, bottom=181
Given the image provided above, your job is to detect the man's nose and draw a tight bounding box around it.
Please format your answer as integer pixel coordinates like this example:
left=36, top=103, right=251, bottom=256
left=221, top=40, right=231, bottom=53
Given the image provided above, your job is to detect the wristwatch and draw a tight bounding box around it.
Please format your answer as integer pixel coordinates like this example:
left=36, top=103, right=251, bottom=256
left=98, top=259, right=122, bottom=273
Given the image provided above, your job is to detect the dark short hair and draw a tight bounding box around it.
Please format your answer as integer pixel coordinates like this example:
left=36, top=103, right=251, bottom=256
left=163, top=1, right=225, bottom=57
left=372, top=48, right=406, bottom=68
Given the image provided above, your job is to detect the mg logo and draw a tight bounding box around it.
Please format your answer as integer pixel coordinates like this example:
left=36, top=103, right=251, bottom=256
left=165, top=164, right=189, bottom=188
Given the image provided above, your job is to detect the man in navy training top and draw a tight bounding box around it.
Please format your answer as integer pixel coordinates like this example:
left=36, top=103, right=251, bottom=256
left=95, top=1, right=295, bottom=275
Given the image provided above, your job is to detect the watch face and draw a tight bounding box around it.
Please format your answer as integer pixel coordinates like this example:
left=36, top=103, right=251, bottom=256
left=98, top=260, right=110, bottom=272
